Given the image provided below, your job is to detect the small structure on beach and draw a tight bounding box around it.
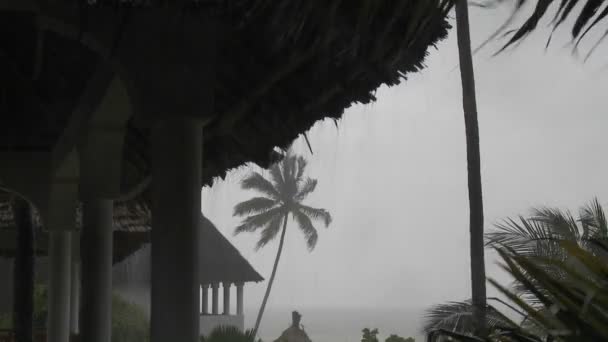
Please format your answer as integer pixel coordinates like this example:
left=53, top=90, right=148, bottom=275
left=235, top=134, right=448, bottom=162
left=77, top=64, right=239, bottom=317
left=274, top=311, right=312, bottom=342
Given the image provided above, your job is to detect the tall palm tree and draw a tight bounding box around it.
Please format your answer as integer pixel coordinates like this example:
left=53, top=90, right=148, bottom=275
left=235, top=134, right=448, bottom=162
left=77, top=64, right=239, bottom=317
left=455, top=0, right=487, bottom=335
left=233, top=153, right=332, bottom=338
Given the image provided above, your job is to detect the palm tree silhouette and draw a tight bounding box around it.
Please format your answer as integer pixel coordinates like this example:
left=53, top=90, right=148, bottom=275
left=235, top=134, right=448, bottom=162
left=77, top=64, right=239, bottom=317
left=456, top=0, right=487, bottom=334
left=233, top=153, right=332, bottom=338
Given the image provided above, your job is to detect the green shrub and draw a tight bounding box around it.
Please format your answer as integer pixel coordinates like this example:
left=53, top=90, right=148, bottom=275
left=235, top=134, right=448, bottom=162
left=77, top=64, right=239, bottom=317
left=111, top=294, right=149, bottom=342
left=0, top=314, right=11, bottom=329
left=201, top=326, right=258, bottom=342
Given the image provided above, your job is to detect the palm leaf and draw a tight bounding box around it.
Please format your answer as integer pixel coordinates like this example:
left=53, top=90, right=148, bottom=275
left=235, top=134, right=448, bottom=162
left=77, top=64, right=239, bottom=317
left=480, top=0, right=608, bottom=56
left=423, top=301, right=520, bottom=335
left=241, top=172, right=280, bottom=199
left=530, top=207, right=581, bottom=241
left=488, top=277, right=566, bottom=337
left=279, top=155, right=299, bottom=198
left=294, top=178, right=317, bottom=202
left=255, top=213, right=284, bottom=251
left=295, top=155, right=308, bottom=183
left=233, top=197, right=279, bottom=217
left=292, top=210, right=319, bottom=250
left=269, top=162, right=286, bottom=193
left=580, top=198, right=608, bottom=239
left=234, top=207, right=283, bottom=235
left=499, top=0, right=553, bottom=52
left=297, top=204, right=332, bottom=227
left=497, top=243, right=608, bottom=340
left=487, top=216, right=563, bottom=258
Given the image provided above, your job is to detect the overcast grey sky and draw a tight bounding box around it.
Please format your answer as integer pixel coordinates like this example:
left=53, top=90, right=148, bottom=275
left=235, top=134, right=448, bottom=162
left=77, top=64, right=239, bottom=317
left=201, top=3, right=608, bottom=316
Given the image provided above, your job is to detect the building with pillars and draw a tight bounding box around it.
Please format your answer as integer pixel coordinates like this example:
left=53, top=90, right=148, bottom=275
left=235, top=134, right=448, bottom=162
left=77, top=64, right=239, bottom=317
left=1, top=201, right=261, bottom=337
left=1, top=2, right=450, bottom=342
left=112, top=215, right=263, bottom=336
left=198, top=215, right=263, bottom=335
left=0, top=195, right=152, bottom=338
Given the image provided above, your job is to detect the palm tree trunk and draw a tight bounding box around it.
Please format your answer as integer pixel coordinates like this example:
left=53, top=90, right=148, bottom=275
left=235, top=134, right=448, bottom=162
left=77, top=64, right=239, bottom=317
left=455, top=0, right=487, bottom=335
left=13, top=197, right=34, bottom=342
left=252, top=214, right=289, bottom=338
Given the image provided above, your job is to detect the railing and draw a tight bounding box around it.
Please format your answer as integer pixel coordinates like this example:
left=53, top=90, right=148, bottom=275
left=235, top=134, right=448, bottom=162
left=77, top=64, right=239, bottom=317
left=0, top=329, right=46, bottom=342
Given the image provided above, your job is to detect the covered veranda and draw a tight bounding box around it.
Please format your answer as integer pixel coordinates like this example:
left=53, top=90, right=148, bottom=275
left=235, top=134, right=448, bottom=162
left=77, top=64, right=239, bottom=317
left=0, top=1, right=451, bottom=342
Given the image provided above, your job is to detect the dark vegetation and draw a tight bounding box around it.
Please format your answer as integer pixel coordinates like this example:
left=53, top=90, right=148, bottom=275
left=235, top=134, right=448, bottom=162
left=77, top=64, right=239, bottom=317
left=200, top=326, right=259, bottom=342
left=1, top=290, right=149, bottom=342
left=361, top=328, right=415, bottom=342
left=425, top=199, right=608, bottom=341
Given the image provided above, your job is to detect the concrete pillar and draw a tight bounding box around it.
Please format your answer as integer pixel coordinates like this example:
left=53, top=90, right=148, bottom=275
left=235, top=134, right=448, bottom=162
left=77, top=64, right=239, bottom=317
left=211, top=283, right=219, bottom=315
left=48, top=231, right=72, bottom=342
left=223, top=282, right=231, bottom=315
left=12, top=197, right=34, bottom=342
left=236, top=283, right=244, bottom=316
left=151, top=120, right=202, bottom=342
left=70, top=261, right=80, bottom=335
left=80, top=199, right=114, bottom=342
left=201, top=284, right=209, bottom=314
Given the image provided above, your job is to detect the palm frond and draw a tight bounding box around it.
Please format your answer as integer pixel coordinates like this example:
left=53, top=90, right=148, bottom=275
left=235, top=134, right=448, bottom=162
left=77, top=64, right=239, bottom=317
left=292, top=210, right=319, bottom=250
left=487, top=216, right=563, bottom=258
left=295, top=155, right=308, bottom=182
left=234, top=207, right=283, bottom=235
left=233, top=197, right=279, bottom=217
left=279, top=155, right=299, bottom=198
left=481, top=0, right=608, bottom=55
left=255, top=213, right=284, bottom=251
left=423, top=301, right=520, bottom=336
left=269, top=162, right=285, bottom=192
left=580, top=197, right=608, bottom=239
left=294, top=178, right=317, bottom=202
left=492, top=242, right=608, bottom=341
left=531, top=207, right=581, bottom=241
left=297, top=204, right=332, bottom=227
left=241, top=172, right=280, bottom=199
left=282, top=154, right=297, bottom=181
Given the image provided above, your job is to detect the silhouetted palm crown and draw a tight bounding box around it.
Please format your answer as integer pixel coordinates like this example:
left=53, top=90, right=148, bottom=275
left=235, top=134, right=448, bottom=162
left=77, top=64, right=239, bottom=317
left=234, top=154, right=331, bottom=250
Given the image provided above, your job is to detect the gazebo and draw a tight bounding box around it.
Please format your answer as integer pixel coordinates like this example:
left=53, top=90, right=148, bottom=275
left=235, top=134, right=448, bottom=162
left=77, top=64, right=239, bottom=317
left=0, top=1, right=452, bottom=342
left=111, top=215, right=263, bottom=336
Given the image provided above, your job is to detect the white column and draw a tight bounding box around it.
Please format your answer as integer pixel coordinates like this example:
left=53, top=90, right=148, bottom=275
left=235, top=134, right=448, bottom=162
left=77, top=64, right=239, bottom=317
left=47, top=231, right=72, bottom=342
left=80, top=199, right=114, bottom=342
left=211, top=283, right=219, bottom=315
left=70, top=261, right=80, bottom=335
left=223, top=282, right=231, bottom=315
left=236, top=283, right=244, bottom=316
left=201, top=284, right=209, bottom=314
left=151, top=119, right=202, bottom=342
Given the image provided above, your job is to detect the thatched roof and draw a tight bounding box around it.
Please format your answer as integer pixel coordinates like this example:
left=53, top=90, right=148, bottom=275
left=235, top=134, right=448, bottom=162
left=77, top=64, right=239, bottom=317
left=0, top=194, right=262, bottom=284
left=0, top=215, right=261, bottom=306
left=1, top=1, right=452, bottom=189
left=0, top=195, right=150, bottom=264
left=1, top=1, right=452, bottom=263
left=112, top=215, right=263, bottom=286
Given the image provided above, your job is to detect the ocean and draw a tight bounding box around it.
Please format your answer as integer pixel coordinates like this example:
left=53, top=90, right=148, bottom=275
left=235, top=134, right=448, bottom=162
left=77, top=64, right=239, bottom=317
left=246, top=307, right=427, bottom=342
